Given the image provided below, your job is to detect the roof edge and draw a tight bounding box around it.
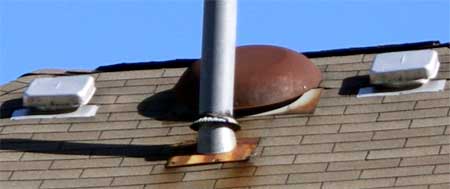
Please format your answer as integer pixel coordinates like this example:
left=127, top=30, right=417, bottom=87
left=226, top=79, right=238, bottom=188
left=15, top=41, right=448, bottom=76
left=95, top=59, right=197, bottom=72
left=303, top=41, right=448, bottom=58
left=94, top=41, right=449, bottom=73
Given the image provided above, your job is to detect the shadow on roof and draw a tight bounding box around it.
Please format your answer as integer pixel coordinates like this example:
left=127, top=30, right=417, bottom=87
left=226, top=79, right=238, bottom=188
left=0, top=98, right=23, bottom=118
left=0, top=139, right=196, bottom=162
left=137, top=89, right=197, bottom=122
left=338, top=75, right=430, bottom=95
left=339, top=75, right=371, bottom=95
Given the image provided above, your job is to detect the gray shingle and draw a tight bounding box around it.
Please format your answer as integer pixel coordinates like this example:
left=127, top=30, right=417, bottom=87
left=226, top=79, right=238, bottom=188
left=0, top=152, right=23, bottom=161
left=288, top=170, right=360, bottom=184
left=96, top=86, right=156, bottom=95
left=90, top=95, right=118, bottom=104
left=116, top=94, right=154, bottom=103
left=378, top=108, right=449, bottom=121
left=313, top=106, right=346, bottom=116
left=340, top=120, right=411, bottom=133
left=98, top=103, right=139, bottom=113
left=311, top=54, right=363, bottom=66
left=11, top=169, right=82, bottom=180
left=318, top=96, right=383, bottom=107
left=247, top=155, right=295, bottom=166
left=373, top=127, right=445, bottom=140
left=0, top=171, right=11, bottom=180
left=308, top=113, right=378, bottom=125
left=81, top=166, right=152, bottom=178
left=345, top=102, right=415, bottom=114
left=395, top=174, right=450, bottom=186
left=39, top=113, right=109, bottom=124
left=328, top=159, right=400, bottom=171
left=295, top=151, right=368, bottom=164
left=2, top=124, right=70, bottom=134
left=416, top=98, right=450, bottom=109
left=334, top=139, right=405, bottom=152
left=322, top=71, right=358, bottom=80
left=111, top=174, right=184, bottom=186
left=125, top=77, right=179, bottom=86
left=411, top=117, right=450, bottom=128
left=259, top=136, right=302, bottom=146
left=367, top=146, right=441, bottom=159
left=0, top=81, right=27, bottom=92
left=406, top=135, right=450, bottom=147
left=145, top=180, right=215, bottom=189
left=32, top=131, right=101, bottom=141
left=326, top=62, right=370, bottom=71
left=434, top=164, right=450, bottom=174
left=322, top=178, right=395, bottom=189
left=430, top=183, right=450, bottom=189
left=21, top=151, right=89, bottom=161
left=95, top=80, right=126, bottom=88
left=41, top=178, right=113, bottom=189
left=254, top=163, right=327, bottom=176
left=183, top=167, right=255, bottom=181
left=100, top=128, right=169, bottom=139
left=0, top=161, right=52, bottom=171
left=215, top=175, right=288, bottom=188
left=69, top=121, right=138, bottom=132
left=251, top=183, right=321, bottom=189
left=301, top=132, right=373, bottom=144
left=262, top=143, right=333, bottom=155
left=51, top=158, right=122, bottom=169
left=0, top=181, right=42, bottom=189
left=360, top=166, right=434, bottom=178
left=162, top=68, right=187, bottom=77
left=97, top=70, right=164, bottom=81
left=400, top=155, right=450, bottom=167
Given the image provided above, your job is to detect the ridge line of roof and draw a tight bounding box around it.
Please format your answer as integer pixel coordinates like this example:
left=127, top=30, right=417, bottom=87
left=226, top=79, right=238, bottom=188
left=95, top=59, right=197, bottom=72
left=302, top=40, right=448, bottom=58
left=94, top=41, right=449, bottom=73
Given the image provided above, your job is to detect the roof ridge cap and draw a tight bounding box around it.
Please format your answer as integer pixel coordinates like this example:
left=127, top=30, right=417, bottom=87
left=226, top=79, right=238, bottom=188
left=303, top=40, right=446, bottom=58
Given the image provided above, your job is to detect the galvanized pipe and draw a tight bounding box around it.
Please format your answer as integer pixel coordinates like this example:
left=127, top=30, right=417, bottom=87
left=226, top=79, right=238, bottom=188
left=200, top=0, right=237, bottom=116
left=196, top=0, right=238, bottom=154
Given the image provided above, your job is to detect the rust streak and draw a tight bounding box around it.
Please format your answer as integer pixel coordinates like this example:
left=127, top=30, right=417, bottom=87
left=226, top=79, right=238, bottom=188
left=166, top=138, right=258, bottom=168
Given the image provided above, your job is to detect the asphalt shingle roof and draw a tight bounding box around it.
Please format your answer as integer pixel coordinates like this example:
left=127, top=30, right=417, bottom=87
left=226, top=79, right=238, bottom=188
left=0, top=43, right=449, bottom=189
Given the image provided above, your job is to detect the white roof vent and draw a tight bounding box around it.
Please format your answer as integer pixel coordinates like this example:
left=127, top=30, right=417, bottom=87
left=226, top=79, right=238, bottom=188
left=370, top=49, right=440, bottom=87
left=11, top=75, right=98, bottom=120
left=358, top=49, right=446, bottom=98
left=23, top=75, right=96, bottom=110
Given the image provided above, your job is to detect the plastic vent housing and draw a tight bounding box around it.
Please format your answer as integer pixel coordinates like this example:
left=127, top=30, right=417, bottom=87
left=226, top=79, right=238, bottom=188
left=370, top=50, right=440, bottom=87
left=23, top=75, right=96, bottom=111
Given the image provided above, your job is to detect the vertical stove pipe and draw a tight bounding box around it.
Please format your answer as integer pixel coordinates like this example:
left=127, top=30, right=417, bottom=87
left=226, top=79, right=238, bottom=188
left=194, top=0, right=240, bottom=154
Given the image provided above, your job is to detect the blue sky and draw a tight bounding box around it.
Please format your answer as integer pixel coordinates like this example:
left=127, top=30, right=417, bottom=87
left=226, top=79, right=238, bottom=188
left=1, top=0, right=449, bottom=85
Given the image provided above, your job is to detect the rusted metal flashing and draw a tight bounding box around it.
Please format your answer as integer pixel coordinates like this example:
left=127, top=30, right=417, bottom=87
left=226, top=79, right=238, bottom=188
left=166, top=138, right=258, bottom=167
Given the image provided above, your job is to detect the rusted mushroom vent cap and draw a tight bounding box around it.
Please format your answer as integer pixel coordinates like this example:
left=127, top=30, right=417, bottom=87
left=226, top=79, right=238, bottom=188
left=174, top=45, right=321, bottom=115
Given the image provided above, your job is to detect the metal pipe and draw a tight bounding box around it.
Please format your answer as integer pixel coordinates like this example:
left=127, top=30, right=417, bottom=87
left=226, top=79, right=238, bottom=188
left=195, top=0, right=239, bottom=154
left=200, top=0, right=237, bottom=115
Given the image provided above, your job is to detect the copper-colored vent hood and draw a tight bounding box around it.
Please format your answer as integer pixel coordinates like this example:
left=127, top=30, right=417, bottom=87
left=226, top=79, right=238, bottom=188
left=175, top=45, right=322, bottom=115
